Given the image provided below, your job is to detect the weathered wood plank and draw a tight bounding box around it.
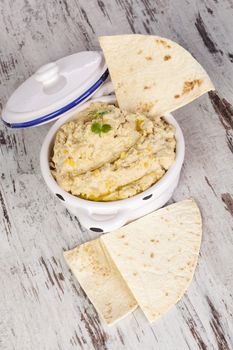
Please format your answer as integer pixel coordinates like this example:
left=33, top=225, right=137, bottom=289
left=0, top=0, right=233, bottom=349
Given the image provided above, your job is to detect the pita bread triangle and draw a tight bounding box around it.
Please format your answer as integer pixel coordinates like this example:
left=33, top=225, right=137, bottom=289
left=64, top=238, right=137, bottom=325
left=99, top=34, right=214, bottom=116
left=101, top=199, right=202, bottom=323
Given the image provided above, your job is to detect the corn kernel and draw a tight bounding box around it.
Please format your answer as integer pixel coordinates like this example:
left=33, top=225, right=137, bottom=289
left=120, top=152, right=126, bottom=159
left=63, top=149, right=68, bottom=154
left=105, top=179, right=114, bottom=190
left=144, top=162, right=149, bottom=168
left=135, top=119, right=144, bottom=132
left=65, top=157, right=75, bottom=167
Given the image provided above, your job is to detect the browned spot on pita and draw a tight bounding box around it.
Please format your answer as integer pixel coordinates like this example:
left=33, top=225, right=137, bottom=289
left=182, top=79, right=203, bottom=94
left=84, top=245, right=92, bottom=253
left=150, top=252, right=154, bottom=258
left=138, top=102, right=154, bottom=113
left=137, top=49, right=142, bottom=54
left=156, top=39, right=171, bottom=48
left=106, top=307, right=112, bottom=315
left=165, top=292, right=169, bottom=296
left=119, top=234, right=125, bottom=239
left=124, top=242, right=128, bottom=246
left=133, top=272, right=138, bottom=276
left=116, top=82, right=124, bottom=90
left=150, top=239, right=155, bottom=242
left=164, top=55, right=171, bottom=61
left=144, top=85, right=151, bottom=90
left=145, top=56, right=152, bottom=61
left=174, top=94, right=180, bottom=99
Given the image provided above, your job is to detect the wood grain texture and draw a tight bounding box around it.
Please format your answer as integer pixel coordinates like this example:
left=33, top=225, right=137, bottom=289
left=0, top=0, right=233, bottom=349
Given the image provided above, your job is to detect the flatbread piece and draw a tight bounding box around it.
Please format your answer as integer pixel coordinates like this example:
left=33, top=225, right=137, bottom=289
left=99, top=34, right=214, bottom=116
left=101, top=199, right=202, bottom=323
left=64, top=239, right=137, bottom=325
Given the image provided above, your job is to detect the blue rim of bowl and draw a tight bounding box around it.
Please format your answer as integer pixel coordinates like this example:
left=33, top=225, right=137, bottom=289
left=1, top=69, right=109, bottom=129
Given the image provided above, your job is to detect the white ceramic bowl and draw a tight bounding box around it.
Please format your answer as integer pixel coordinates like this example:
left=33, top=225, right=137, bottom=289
left=40, top=95, right=185, bottom=233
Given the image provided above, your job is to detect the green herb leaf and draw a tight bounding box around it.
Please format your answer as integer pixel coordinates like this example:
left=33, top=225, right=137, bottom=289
left=91, top=122, right=102, bottom=134
left=89, top=110, right=108, bottom=119
left=101, top=124, right=112, bottom=133
left=97, top=111, right=108, bottom=117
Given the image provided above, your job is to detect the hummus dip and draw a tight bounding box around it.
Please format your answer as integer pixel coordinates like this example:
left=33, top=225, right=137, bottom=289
left=51, top=102, right=176, bottom=201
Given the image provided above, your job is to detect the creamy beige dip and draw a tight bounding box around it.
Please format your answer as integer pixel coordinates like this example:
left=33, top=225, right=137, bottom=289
left=51, top=102, right=176, bottom=201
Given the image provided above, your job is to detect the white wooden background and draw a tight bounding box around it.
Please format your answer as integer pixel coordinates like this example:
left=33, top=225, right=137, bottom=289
left=0, top=1, right=233, bottom=349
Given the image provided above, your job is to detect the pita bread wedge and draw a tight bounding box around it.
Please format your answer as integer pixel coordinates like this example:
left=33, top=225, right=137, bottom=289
left=64, top=239, right=137, bottom=325
left=101, top=199, right=202, bottom=323
left=99, top=35, right=214, bottom=116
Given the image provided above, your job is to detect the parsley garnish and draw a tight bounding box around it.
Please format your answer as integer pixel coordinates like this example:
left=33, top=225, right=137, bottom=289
left=90, top=110, right=112, bottom=135
left=91, top=122, right=112, bottom=136
left=101, top=124, right=112, bottom=133
left=89, top=110, right=109, bottom=119
left=91, top=122, right=102, bottom=134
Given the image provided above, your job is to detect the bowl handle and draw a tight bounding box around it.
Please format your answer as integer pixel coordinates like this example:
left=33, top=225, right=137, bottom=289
left=77, top=208, right=128, bottom=233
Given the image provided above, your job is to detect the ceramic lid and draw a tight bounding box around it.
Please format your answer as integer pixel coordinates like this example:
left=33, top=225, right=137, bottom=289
left=2, top=51, right=108, bottom=128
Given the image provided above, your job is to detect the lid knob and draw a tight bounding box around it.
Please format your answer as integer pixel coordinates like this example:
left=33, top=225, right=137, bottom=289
left=34, top=62, right=59, bottom=85
left=34, top=62, right=67, bottom=94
